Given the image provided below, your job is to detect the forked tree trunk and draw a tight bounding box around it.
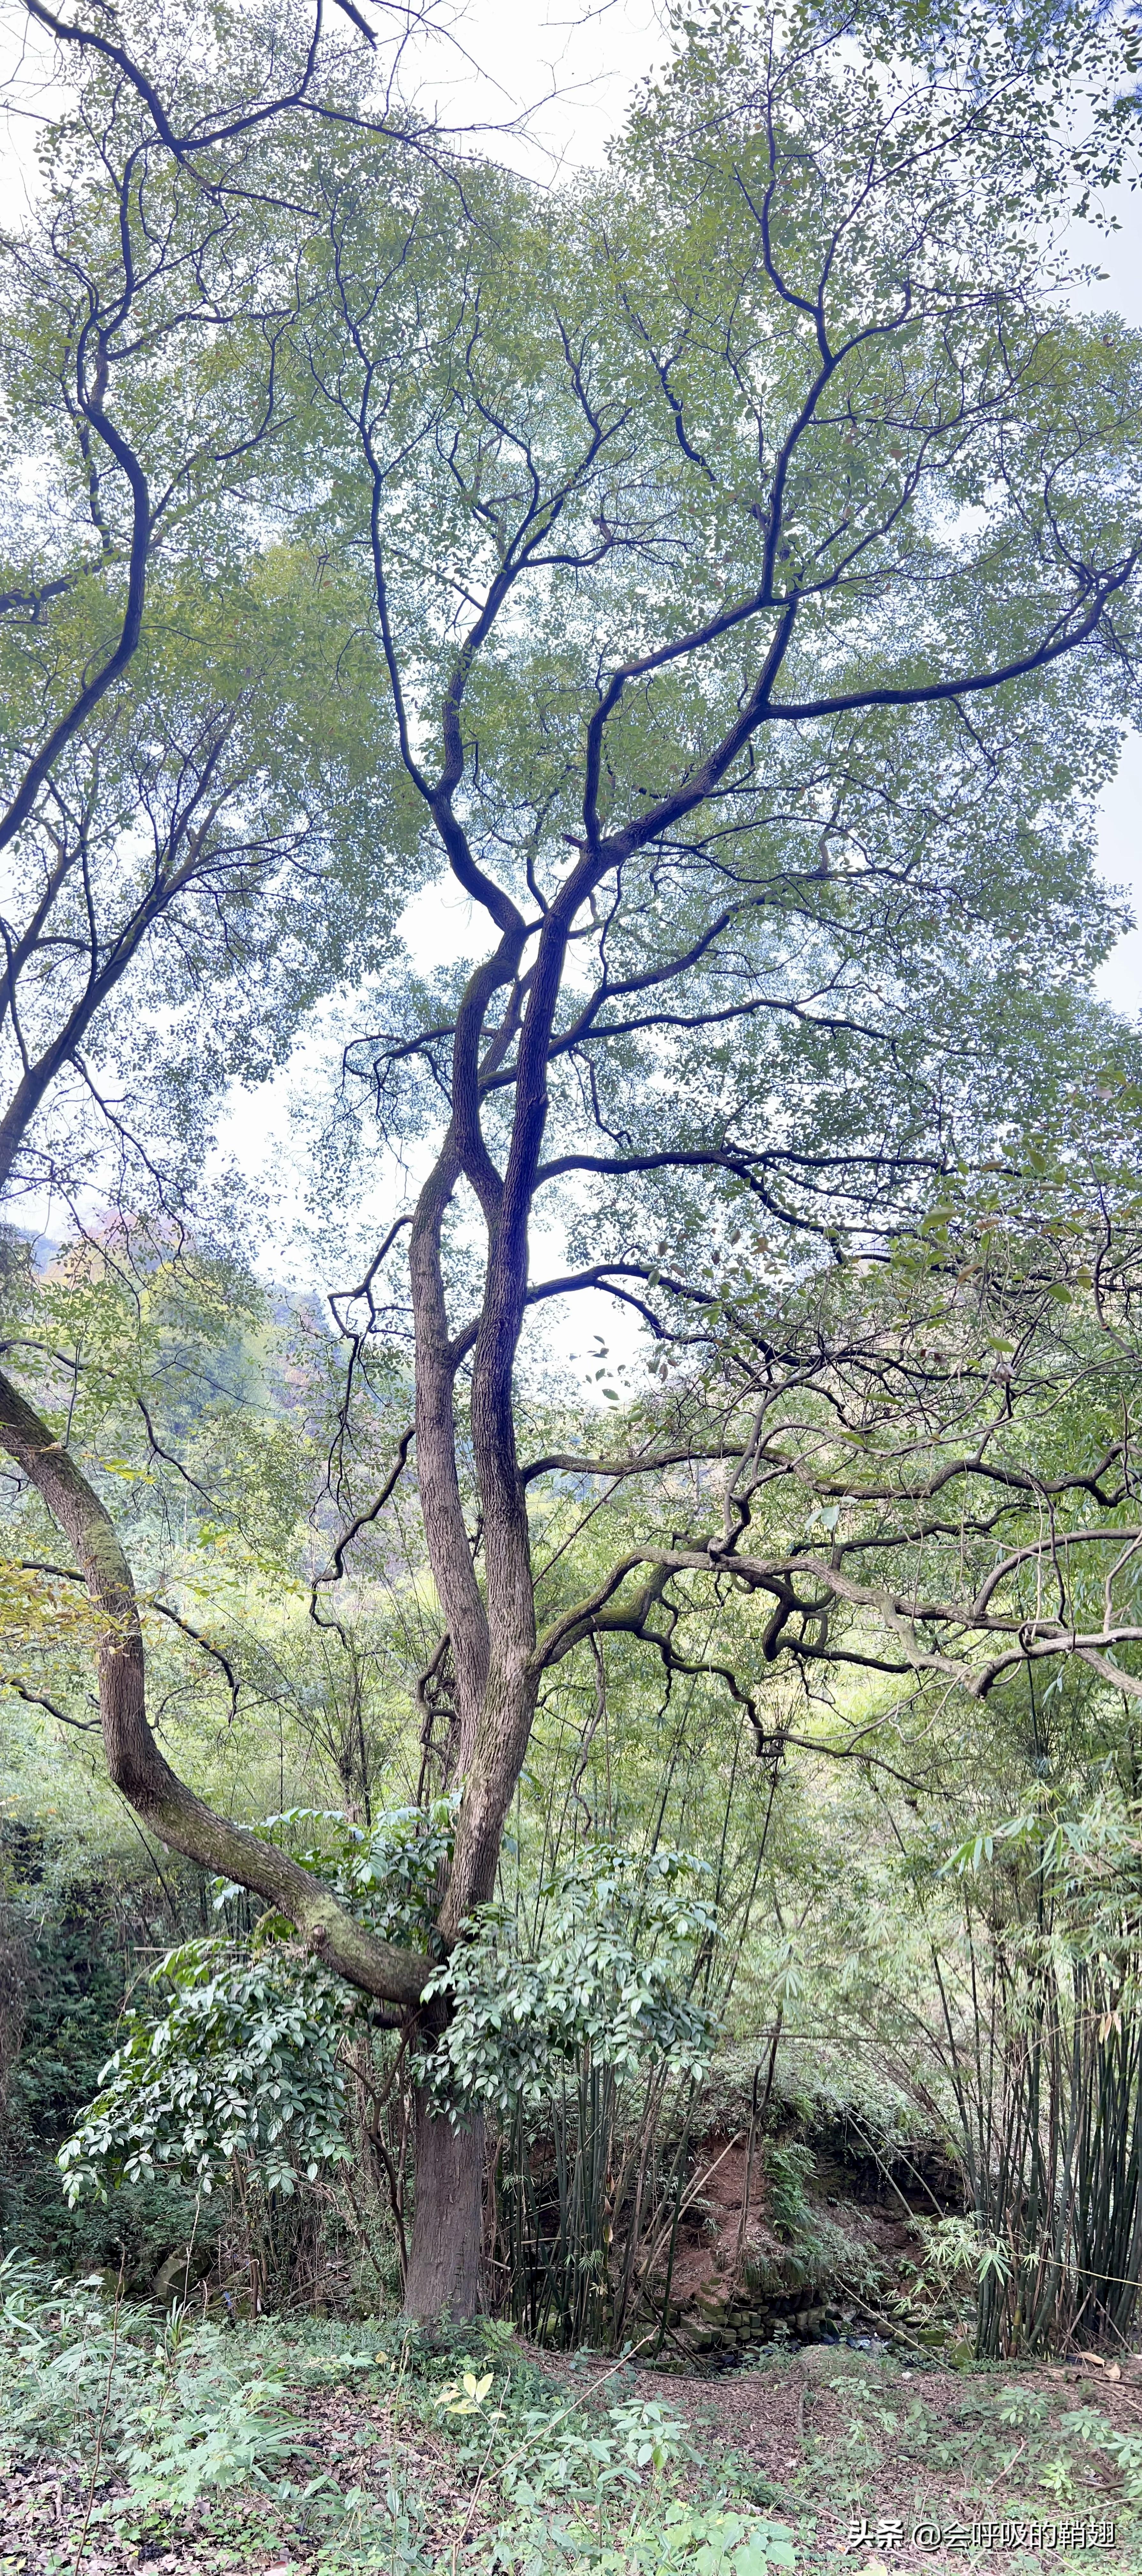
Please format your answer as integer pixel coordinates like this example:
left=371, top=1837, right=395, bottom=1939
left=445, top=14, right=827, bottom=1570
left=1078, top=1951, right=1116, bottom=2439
left=403, top=2086, right=485, bottom=2320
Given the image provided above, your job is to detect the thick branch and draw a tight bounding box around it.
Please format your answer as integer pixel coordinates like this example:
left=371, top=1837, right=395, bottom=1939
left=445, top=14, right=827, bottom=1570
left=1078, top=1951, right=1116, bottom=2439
left=0, top=1366, right=431, bottom=2007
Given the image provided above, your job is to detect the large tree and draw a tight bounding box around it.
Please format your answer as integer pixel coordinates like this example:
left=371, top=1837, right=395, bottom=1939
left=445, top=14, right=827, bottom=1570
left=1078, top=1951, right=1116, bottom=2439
left=1, top=0, right=1141, bottom=2315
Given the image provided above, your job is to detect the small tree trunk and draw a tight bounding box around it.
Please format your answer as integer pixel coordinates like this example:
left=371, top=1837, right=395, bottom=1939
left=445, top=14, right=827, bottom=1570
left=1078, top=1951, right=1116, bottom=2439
left=403, top=2086, right=484, bottom=2320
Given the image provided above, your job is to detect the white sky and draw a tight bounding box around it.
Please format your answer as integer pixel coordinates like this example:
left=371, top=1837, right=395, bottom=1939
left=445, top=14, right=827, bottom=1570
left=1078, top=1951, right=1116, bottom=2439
left=405, top=0, right=663, bottom=167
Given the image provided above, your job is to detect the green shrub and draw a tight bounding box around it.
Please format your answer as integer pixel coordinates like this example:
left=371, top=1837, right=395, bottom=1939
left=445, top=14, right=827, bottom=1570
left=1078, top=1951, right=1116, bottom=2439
left=0, top=1837, right=200, bottom=2279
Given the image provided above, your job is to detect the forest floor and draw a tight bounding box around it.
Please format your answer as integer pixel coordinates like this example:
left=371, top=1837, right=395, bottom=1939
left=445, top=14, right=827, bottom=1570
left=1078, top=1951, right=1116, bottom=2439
left=4, top=2333, right=1142, bottom=2576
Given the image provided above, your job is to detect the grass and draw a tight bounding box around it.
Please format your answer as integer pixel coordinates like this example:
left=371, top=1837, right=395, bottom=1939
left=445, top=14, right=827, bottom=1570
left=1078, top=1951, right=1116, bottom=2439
left=3, top=2254, right=1142, bottom=2572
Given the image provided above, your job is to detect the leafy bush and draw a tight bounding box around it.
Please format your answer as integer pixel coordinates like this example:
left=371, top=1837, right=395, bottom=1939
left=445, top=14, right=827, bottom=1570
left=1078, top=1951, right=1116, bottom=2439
left=237, top=1798, right=458, bottom=1951
left=115, top=2368, right=305, bottom=2511
left=653, top=2503, right=797, bottom=2574
left=55, top=1827, right=719, bottom=2240
left=0, top=2251, right=304, bottom=2507
left=420, top=1845, right=718, bottom=2119
left=58, top=1938, right=359, bottom=2201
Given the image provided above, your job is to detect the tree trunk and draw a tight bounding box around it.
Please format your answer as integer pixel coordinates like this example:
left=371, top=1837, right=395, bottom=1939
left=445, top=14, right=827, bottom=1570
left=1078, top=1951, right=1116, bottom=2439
left=403, top=2086, right=484, bottom=2320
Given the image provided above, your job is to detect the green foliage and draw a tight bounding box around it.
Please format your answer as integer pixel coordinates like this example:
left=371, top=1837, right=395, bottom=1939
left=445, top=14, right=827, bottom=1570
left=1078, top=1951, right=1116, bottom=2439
left=51, top=1826, right=718, bottom=2245
left=114, top=2366, right=305, bottom=2513
left=246, top=1797, right=458, bottom=1950
left=433, top=2361, right=797, bottom=2574
left=763, top=2145, right=815, bottom=2244
left=1, top=1856, right=126, bottom=2258
left=419, top=1846, right=719, bottom=2120
left=0, top=2253, right=304, bottom=2495
left=0, top=1837, right=200, bottom=2276
left=375, top=2323, right=798, bottom=2568
left=59, top=1939, right=358, bottom=2203
left=653, top=2504, right=797, bottom=2576
left=11, top=2251, right=1142, bottom=2570
left=0, top=2265, right=807, bottom=2567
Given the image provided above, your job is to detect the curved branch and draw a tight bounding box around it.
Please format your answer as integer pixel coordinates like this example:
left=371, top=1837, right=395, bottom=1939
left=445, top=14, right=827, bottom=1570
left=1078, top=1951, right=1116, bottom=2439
left=0, top=1673, right=99, bottom=1730
left=763, top=559, right=1135, bottom=726
left=0, top=360, right=151, bottom=862
left=0, top=1366, right=431, bottom=2007
left=310, top=1422, right=416, bottom=1608
left=147, top=1598, right=243, bottom=1724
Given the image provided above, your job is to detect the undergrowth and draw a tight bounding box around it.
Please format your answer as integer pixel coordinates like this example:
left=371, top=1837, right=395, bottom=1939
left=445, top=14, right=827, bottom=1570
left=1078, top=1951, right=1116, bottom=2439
left=7, top=2250, right=1142, bottom=2571
left=0, top=2254, right=794, bottom=2571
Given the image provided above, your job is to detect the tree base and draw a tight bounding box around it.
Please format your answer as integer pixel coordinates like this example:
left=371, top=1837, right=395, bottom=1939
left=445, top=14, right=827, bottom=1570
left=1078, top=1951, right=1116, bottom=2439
left=402, top=2088, right=484, bottom=2321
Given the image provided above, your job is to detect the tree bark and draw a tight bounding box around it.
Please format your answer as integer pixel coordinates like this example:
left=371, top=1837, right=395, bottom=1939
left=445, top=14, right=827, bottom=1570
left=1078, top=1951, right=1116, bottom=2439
left=403, top=2085, right=485, bottom=2320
